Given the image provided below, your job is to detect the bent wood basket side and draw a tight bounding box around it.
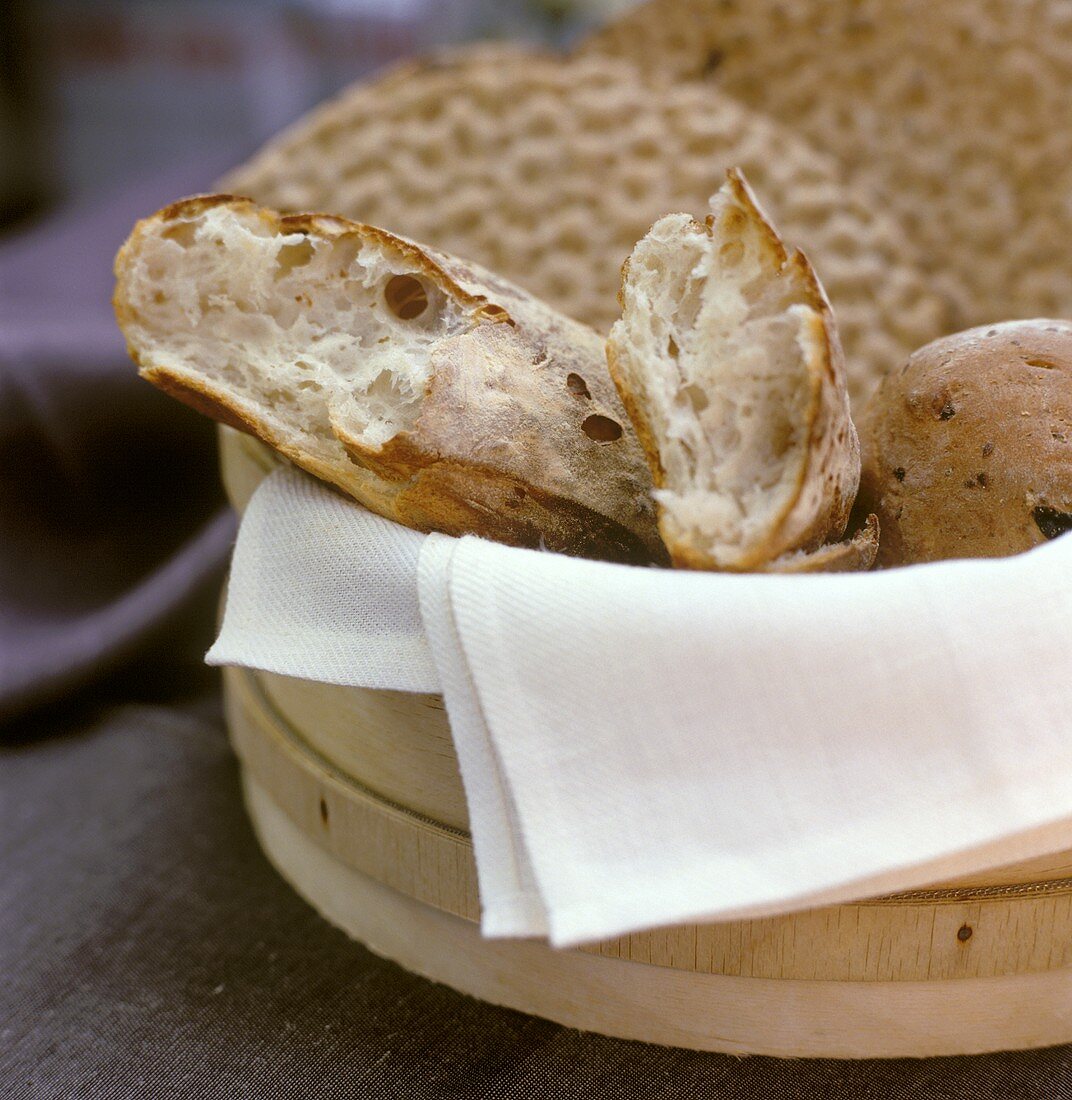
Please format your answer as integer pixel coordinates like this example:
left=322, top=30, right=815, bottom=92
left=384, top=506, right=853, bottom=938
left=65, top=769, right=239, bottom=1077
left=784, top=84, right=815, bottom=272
left=216, top=425, right=1072, bottom=1058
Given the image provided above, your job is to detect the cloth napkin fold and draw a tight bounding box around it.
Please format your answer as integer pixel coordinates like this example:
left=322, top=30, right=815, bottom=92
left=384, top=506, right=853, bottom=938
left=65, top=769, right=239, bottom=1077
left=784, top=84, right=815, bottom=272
left=210, top=465, right=1072, bottom=947
left=209, top=466, right=436, bottom=694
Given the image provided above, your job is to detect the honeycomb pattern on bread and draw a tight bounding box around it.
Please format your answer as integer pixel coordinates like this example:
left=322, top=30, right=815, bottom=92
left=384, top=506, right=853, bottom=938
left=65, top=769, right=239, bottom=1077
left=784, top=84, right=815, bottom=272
left=221, top=44, right=947, bottom=409
left=583, top=0, right=1072, bottom=343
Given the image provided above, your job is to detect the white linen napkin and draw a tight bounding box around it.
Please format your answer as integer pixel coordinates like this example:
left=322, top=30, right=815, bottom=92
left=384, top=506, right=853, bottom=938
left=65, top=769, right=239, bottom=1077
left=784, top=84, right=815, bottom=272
left=208, top=466, right=437, bottom=694
left=210, top=465, right=1072, bottom=947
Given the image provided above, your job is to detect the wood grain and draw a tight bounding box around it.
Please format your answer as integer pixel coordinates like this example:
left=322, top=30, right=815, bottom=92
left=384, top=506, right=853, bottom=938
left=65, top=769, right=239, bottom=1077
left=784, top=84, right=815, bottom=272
left=226, top=664, right=479, bottom=921
left=244, top=772, right=1072, bottom=1059
left=219, top=423, right=1072, bottom=996
left=226, top=663, right=1072, bottom=983
left=258, top=673, right=469, bottom=831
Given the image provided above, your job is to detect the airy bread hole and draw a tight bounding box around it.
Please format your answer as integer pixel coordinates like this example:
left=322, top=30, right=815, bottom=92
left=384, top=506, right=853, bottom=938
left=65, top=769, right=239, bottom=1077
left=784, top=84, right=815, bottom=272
left=161, top=221, right=196, bottom=248
left=384, top=274, right=429, bottom=320
left=352, top=369, right=422, bottom=447
left=1024, top=356, right=1058, bottom=370
left=364, top=368, right=407, bottom=403
left=682, top=383, right=709, bottom=414
left=722, top=207, right=747, bottom=234
left=474, top=302, right=513, bottom=324
left=566, top=372, right=592, bottom=400
left=275, top=238, right=315, bottom=278
left=582, top=414, right=623, bottom=442
left=719, top=240, right=745, bottom=267
left=769, top=414, right=794, bottom=458
left=675, top=275, right=705, bottom=333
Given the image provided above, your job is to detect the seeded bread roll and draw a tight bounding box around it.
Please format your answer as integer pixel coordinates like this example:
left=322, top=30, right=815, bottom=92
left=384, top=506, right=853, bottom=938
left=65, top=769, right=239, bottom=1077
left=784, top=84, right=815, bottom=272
left=113, top=195, right=666, bottom=565
left=607, top=170, right=860, bottom=571
left=857, top=320, right=1072, bottom=565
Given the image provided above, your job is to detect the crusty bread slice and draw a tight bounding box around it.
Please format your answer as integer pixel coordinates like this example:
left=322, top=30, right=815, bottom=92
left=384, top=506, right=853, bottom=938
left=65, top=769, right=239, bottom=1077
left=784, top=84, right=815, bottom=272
left=607, top=169, right=860, bottom=571
left=114, top=195, right=666, bottom=565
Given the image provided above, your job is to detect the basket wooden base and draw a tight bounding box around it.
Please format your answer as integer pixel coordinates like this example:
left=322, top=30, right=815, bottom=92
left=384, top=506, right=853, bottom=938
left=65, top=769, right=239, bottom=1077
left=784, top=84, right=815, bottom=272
left=242, top=772, right=1072, bottom=1059
left=219, top=425, right=1072, bottom=1058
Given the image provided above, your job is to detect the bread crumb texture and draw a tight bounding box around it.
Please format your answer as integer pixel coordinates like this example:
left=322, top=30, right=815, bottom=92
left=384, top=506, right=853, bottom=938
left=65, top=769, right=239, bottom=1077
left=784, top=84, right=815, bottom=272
left=114, top=196, right=666, bottom=565
left=608, top=171, right=859, bottom=570
left=222, top=43, right=946, bottom=410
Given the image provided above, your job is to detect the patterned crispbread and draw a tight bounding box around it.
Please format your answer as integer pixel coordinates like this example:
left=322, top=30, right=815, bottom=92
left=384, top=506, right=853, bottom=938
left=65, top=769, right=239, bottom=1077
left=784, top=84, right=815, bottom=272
left=222, top=43, right=948, bottom=408
left=582, top=0, right=1072, bottom=344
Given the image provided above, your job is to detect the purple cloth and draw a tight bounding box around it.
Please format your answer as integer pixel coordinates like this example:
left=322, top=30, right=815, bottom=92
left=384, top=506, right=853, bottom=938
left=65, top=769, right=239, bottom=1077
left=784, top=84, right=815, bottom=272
left=0, top=160, right=237, bottom=724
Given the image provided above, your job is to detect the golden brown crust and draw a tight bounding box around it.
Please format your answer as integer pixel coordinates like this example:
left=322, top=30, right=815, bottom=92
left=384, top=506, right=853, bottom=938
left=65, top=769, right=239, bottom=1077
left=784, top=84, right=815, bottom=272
left=711, top=175, right=858, bottom=570
left=751, top=170, right=858, bottom=560
left=605, top=338, right=666, bottom=491
left=858, top=319, right=1072, bottom=566
left=608, top=169, right=859, bottom=573
left=771, top=286, right=858, bottom=558
left=135, top=362, right=404, bottom=518
left=717, top=168, right=788, bottom=268
left=115, top=194, right=667, bottom=565
left=391, top=459, right=662, bottom=565
left=139, top=365, right=269, bottom=438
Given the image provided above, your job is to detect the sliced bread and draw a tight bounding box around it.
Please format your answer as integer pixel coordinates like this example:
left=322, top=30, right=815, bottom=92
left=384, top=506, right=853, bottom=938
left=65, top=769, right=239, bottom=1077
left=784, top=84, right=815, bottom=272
left=607, top=170, right=860, bottom=571
left=113, top=195, right=665, bottom=565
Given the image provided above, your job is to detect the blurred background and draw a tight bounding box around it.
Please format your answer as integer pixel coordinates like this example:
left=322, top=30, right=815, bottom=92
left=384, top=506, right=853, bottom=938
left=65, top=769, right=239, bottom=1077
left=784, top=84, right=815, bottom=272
left=0, top=0, right=632, bottom=233
left=0, top=0, right=635, bottom=730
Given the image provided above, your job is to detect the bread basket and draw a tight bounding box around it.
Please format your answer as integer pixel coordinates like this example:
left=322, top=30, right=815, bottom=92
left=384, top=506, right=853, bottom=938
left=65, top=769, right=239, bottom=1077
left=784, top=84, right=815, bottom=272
left=145, top=0, right=1072, bottom=1058
left=217, top=423, right=1072, bottom=1059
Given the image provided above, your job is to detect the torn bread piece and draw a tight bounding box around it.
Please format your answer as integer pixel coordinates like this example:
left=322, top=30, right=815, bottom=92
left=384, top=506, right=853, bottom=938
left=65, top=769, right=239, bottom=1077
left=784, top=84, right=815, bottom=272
left=762, top=514, right=879, bottom=575
left=114, top=195, right=665, bottom=565
left=607, top=169, right=861, bottom=571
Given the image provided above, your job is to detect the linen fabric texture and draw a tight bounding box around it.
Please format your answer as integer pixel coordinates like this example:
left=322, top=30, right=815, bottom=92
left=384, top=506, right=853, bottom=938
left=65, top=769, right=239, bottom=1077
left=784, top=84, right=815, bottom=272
left=213, top=465, right=1072, bottom=946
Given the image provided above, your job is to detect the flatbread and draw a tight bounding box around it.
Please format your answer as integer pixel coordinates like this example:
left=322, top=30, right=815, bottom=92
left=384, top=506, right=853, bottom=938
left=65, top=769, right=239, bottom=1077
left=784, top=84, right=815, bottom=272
left=223, top=43, right=948, bottom=408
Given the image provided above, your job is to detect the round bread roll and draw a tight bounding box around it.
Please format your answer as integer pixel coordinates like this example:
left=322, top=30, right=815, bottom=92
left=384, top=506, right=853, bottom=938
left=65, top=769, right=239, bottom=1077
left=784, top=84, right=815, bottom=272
left=858, top=320, right=1072, bottom=565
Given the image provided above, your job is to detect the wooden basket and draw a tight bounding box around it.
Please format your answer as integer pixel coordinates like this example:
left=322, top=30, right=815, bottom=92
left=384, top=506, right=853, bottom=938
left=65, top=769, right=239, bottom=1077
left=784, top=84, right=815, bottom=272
left=218, top=425, right=1072, bottom=1059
